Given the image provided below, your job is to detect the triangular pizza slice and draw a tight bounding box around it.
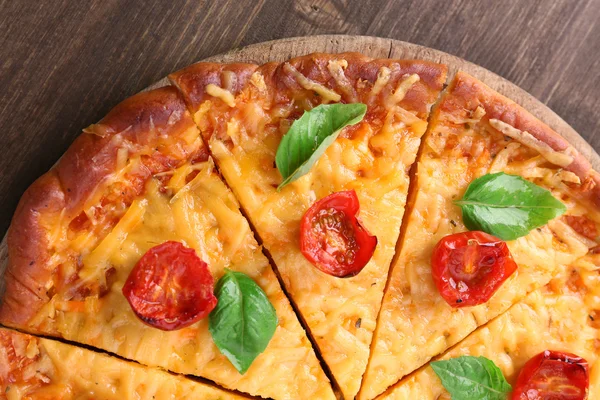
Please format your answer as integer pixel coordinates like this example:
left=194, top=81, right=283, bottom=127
left=170, top=53, right=447, bottom=399
left=0, top=327, right=246, bottom=399
left=0, top=87, right=334, bottom=399
left=360, top=71, right=600, bottom=399
left=381, top=254, right=600, bottom=399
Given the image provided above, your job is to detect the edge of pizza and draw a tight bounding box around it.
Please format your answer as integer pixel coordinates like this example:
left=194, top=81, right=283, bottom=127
left=360, top=70, right=600, bottom=399
left=0, top=85, right=335, bottom=399
left=0, top=327, right=247, bottom=399
left=1, top=86, right=204, bottom=327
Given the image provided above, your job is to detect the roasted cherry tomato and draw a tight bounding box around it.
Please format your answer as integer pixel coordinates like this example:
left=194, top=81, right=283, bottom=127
left=300, top=190, right=377, bottom=278
left=512, top=350, right=589, bottom=400
left=431, top=231, right=517, bottom=307
left=122, top=241, right=217, bottom=330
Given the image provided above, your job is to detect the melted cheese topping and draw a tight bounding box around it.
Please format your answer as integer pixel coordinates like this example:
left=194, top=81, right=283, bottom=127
left=359, top=97, right=600, bottom=400
left=206, top=84, right=236, bottom=108
left=370, top=67, right=391, bottom=98
left=28, top=160, right=335, bottom=400
left=283, top=63, right=342, bottom=102
left=385, top=74, right=420, bottom=108
left=1, top=328, right=244, bottom=400
left=197, top=63, right=430, bottom=400
left=380, top=258, right=600, bottom=399
left=327, top=60, right=357, bottom=102
left=489, top=118, right=574, bottom=167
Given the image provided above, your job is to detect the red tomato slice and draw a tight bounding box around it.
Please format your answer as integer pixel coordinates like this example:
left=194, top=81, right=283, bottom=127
left=512, top=350, right=589, bottom=400
left=122, top=241, right=217, bottom=330
left=300, top=190, right=377, bottom=278
left=431, top=231, right=517, bottom=307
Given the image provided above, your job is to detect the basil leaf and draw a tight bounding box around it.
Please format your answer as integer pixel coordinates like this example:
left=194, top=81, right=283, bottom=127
left=455, top=172, right=566, bottom=240
left=209, top=270, right=278, bottom=374
left=431, top=356, right=512, bottom=400
left=275, top=103, right=367, bottom=190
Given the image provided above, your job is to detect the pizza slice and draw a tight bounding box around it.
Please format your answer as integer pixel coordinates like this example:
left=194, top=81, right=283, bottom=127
left=360, top=71, right=600, bottom=399
left=169, top=53, right=447, bottom=399
left=0, top=327, right=246, bottom=399
left=0, top=87, right=335, bottom=399
left=380, top=253, right=600, bottom=399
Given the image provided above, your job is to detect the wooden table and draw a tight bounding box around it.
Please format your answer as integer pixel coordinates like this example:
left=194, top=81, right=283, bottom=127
left=1, top=0, right=599, bottom=237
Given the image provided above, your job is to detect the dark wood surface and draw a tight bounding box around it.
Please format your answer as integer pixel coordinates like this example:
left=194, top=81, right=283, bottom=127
left=1, top=0, right=599, bottom=236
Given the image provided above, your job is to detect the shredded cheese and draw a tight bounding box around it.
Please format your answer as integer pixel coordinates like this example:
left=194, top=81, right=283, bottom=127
left=489, top=142, right=521, bottom=172
left=370, top=66, right=391, bottom=98
left=327, top=59, right=357, bottom=102
left=0, top=328, right=245, bottom=399
left=283, top=63, right=341, bottom=102
left=386, top=74, right=420, bottom=108
left=555, top=169, right=581, bottom=184
left=205, top=84, right=236, bottom=108
left=27, top=161, right=334, bottom=400
left=116, top=147, right=129, bottom=171
left=489, top=118, right=574, bottom=167
left=470, top=106, right=486, bottom=121
left=249, top=71, right=267, bottom=93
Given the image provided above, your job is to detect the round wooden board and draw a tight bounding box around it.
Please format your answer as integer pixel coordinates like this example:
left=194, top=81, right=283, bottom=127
left=1, top=34, right=598, bottom=298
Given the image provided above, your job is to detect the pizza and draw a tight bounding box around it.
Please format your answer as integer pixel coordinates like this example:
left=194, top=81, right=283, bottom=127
left=0, top=327, right=246, bottom=399
left=168, top=53, right=447, bottom=399
left=379, top=253, right=600, bottom=399
left=0, top=87, right=334, bottom=400
left=0, top=52, right=598, bottom=400
left=360, top=71, right=600, bottom=399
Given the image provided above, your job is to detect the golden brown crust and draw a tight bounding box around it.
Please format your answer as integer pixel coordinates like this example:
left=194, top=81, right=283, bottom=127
left=446, top=71, right=600, bottom=206
left=169, top=62, right=259, bottom=110
left=57, top=87, right=201, bottom=212
left=0, top=86, right=205, bottom=327
left=170, top=52, right=448, bottom=118
left=2, top=172, right=64, bottom=327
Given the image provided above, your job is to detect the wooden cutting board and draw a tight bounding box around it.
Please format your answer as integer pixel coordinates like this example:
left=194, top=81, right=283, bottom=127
left=1, top=35, right=598, bottom=298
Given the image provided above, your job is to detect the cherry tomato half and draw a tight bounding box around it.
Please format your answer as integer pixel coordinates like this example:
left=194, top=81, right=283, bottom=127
left=122, top=241, right=217, bottom=330
left=512, top=350, right=589, bottom=400
left=431, top=231, right=517, bottom=307
left=300, top=190, right=377, bottom=278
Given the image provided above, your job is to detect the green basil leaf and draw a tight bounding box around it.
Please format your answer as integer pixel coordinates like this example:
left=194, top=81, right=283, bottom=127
left=275, top=103, right=367, bottom=190
left=455, top=172, right=566, bottom=240
left=431, top=356, right=512, bottom=400
left=209, top=270, right=278, bottom=374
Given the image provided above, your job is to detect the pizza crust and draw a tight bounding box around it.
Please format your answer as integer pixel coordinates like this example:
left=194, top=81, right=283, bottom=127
left=449, top=71, right=600, bottom=206
left=170, top=52, right=448, bottom=119
left=0, top=86, right=204, bottom=328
